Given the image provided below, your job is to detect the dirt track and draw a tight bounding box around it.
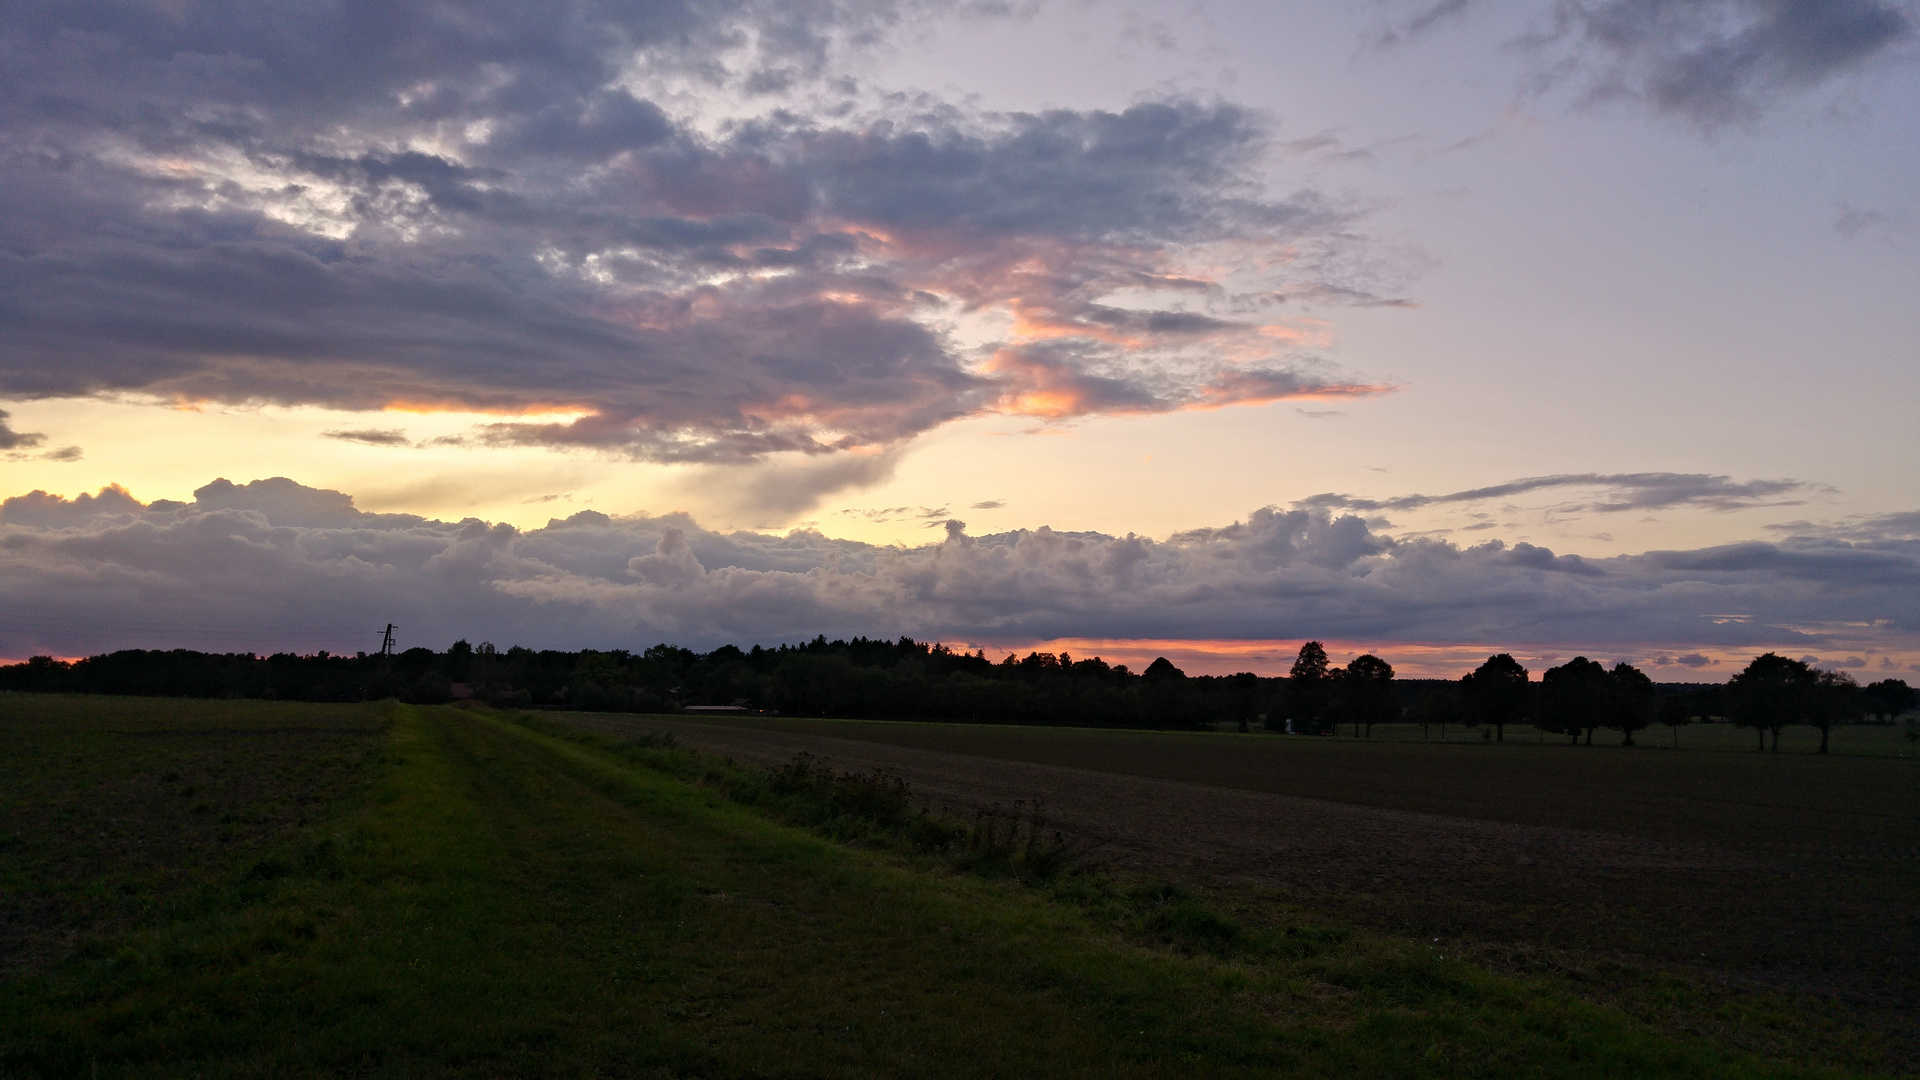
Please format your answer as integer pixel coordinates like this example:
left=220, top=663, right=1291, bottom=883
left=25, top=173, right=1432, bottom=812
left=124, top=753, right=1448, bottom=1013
left=561, top=713, right=1920, bottom=1018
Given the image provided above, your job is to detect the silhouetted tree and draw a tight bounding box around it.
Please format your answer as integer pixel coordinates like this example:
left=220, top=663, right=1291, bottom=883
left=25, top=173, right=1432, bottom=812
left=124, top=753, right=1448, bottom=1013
left=1460, top=654, right=1529, bottom=742
left=1607, top=662, right=1655, bottom=746
left=1142, top=656, right=1185, bottom=682
left=1333, top=654, right=1397, bottom=737
left=1222, top=671, right=1262, bottom=730
left=1864, top=679, right=1916, bottom=723
left=1283, top=641, right=1332, bottom=735
left=1538, top=657, right=1611, bottom=745
left=445, top=638, right=474, bottom=681
left=1727, top=653, right=1816, bottom=752
left=1655, top=693, right=1694, bottom=749
left=1410, top=686, right=1466, bottom=740
left=1809, top=669, right=1859, bottom=754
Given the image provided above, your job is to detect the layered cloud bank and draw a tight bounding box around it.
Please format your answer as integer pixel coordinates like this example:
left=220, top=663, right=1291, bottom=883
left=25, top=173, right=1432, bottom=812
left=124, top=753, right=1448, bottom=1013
left=5, top=478, right=1915, bottom=675
left=1375, top=0, right=1913, bottom=128
left=0, top=0, right=1395, bottom=465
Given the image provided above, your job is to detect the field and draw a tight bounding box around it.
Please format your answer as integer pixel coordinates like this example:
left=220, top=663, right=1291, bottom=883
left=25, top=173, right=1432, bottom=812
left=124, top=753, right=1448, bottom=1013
left=570, top=712, right=1920, bottom=1067
left=1233, top=720, right=1918, bottom=756
left=1, top=695, right=1914, bottom=1077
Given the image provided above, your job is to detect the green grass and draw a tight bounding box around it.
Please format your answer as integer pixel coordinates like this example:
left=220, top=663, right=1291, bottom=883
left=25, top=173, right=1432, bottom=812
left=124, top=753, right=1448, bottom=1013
left=0, top=697, right=1881, bottom=1077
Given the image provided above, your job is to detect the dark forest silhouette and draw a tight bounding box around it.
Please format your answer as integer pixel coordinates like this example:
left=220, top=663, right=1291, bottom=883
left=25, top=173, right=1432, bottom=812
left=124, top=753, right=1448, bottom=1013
left=1, top=638, right=1911, bottom=747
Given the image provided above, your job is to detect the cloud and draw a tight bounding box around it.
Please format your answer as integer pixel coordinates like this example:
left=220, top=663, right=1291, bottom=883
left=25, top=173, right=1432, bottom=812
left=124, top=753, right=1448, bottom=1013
left=1298, top=471, right=1818, bottom=515
left=0, top=5, right=1400, bottom=464
left=1365, top=0, right=1476, bottom=49
left=670, top=447, right=905, bottom=524
left=0, top=410, right=44, bottom=451
left=1767, top=510, right=1920, bottom=541
left=1834, top=202, right=1893, bottom=238
left=0, top=483, right=144, bottom=528
left=970, top=500, right=1006, bottom=509
left=1371, top=0, right=1912, bottom=127
left=323, top=429, right=413, bottom=447
left=835, top=503, right=952, bottom=523
left=3, top=476, right=1916, bottom=664
left=1536, top=0, right=1913, bottom=127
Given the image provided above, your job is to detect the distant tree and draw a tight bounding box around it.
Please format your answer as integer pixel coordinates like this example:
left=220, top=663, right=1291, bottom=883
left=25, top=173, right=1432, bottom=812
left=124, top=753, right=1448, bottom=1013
left=1727, top=653, right=1816, bottom=752
left=1809, top=669, right=1859, bottom=754
left=471, top=641, right=499, bottom=691
left=1332, top=654, right=1397, bottom=737
left=1410, top=686, right=1465, bottom=740
left=1863, top=679, right=1916, bottom=723
left=1142, top=656, right=1186, bottom=682
left=1606, top=662, right=1655, bottom=746
left=445, top=639, right=474, bottom=681
left=1222, top=671, right=1262, bottom=730
left=1460, top=654, right=1530, bottom=742
left=1538, top=658, right=1611, bottom=745
left=1283, top=641, right=1333, bottom=735
left=1655, top=693, right=1694, bottom=749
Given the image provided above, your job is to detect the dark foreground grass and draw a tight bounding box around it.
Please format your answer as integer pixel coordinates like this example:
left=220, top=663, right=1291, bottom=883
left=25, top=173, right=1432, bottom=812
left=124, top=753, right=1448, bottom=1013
left=0, top=697, right=1873, bottom=1077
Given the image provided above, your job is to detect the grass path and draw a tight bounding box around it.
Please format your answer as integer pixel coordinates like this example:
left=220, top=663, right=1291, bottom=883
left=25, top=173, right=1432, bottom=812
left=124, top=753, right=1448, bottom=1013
left=1, top=703, right=1850, bottom=1077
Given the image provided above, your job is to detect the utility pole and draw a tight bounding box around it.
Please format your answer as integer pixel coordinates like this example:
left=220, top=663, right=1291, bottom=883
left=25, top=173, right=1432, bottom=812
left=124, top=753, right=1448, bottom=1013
left=378, top=623, right=397, bottom=658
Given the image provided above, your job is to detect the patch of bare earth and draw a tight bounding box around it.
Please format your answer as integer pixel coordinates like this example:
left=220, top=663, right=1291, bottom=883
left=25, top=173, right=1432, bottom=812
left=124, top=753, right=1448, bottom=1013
left=564, top=714, right=1920, bottom=1040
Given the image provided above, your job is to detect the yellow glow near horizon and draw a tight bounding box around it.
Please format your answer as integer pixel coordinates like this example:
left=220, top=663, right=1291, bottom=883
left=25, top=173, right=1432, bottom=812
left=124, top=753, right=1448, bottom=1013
left=0, top=394, right=1850, bottom=557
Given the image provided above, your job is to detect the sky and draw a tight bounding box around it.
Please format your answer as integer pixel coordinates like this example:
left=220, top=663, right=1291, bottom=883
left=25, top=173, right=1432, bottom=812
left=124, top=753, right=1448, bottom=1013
left=2, top=0, right=1917, bottom=677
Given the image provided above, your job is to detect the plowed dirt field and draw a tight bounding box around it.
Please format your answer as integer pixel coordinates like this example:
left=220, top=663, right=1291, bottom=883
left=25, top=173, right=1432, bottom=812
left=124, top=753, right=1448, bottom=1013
left=560, top=712, right=1920, bottom=1032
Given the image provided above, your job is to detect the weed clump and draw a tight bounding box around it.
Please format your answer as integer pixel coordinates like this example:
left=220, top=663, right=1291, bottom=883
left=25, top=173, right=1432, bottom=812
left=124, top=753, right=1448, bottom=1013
left=717, top=753, right=919, bottom=840
left=712, top=753, right=1084, bottom=884
left=1135, top=883, right=1243, bottom=956
left=947, top=800, right=1083, bottom=883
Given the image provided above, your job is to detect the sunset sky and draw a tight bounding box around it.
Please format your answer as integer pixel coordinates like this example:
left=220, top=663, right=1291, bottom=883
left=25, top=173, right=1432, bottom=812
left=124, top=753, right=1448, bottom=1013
left=3, top=0, right=1917, bottom=676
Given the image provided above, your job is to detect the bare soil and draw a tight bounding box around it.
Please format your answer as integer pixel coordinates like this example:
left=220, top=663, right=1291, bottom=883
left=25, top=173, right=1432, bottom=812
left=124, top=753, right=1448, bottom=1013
left=562, top=713, right=1920, bottom=1031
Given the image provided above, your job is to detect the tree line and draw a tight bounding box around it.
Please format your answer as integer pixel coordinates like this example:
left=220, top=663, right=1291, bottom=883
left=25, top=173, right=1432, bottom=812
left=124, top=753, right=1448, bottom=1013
left=1395, top=648, right=1914, bottom=753
left=1, top=637, right=1911, bottom=748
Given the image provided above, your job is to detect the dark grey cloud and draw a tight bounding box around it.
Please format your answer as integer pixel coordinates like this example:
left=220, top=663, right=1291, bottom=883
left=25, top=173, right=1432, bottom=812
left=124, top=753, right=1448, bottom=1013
left=323, top=428, right=413, bottom=447
left=0, top=409, right=43, bottom=450
left=1763, top=509, right=1920, bottom=542
left=1540, top=0, right=1913, bottom=127
left=0, top=3, right=1393, bottom=463
left=1298, top=471, right=1816, bottom=515
left=1371, top=0, right=1911, bottom=127
left=3, top=477, right=1914, bottom=661
left=0, top=483, right=142, bottom=528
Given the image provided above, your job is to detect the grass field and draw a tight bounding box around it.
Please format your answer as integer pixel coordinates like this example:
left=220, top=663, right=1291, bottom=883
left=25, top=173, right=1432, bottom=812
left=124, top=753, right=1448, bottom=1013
left=1, top=695, right=1909, bottom=1077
